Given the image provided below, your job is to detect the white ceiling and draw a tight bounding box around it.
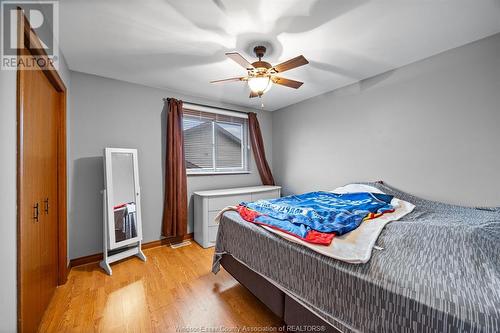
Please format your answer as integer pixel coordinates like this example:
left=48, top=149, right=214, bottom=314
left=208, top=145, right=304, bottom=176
left=59, top=0, right=500, bottom=111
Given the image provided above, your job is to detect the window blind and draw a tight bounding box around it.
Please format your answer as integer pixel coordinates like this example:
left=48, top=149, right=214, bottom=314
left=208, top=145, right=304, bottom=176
left=183, top=108, right=248, bottom=173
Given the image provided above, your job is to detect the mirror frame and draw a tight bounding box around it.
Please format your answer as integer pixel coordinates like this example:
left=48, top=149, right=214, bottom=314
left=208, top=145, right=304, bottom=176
left=104, top=148, right=143, bottom=250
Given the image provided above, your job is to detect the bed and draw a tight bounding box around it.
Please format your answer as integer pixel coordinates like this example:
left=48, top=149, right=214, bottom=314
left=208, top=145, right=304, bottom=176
left=212, top=182, right=500, bottom=332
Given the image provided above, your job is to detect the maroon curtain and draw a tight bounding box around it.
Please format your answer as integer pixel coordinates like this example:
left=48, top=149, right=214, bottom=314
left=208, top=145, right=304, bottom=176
left=248, top=112, right=275, bottom=186
left=162, top=98, right=188, bottom=237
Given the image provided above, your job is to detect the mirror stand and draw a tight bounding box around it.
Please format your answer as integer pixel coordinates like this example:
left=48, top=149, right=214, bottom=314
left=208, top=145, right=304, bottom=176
left=100, top=189, right=146, bottom=275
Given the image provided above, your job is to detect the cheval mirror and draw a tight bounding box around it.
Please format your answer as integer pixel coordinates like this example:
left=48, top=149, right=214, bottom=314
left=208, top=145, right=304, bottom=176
left=100, top=148, right=146, bottom=275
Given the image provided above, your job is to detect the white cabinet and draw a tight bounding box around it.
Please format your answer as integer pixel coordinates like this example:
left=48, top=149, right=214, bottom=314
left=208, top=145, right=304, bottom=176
left=193, top=185, right=281, bottom=248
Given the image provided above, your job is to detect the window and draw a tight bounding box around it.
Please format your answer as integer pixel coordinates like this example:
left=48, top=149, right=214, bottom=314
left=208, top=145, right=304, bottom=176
left=183, top=105, right=249, bottom=175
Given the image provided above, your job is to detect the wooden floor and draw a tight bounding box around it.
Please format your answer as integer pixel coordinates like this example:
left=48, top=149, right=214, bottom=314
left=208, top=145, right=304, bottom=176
left=39, top=242, right=280, bottom=332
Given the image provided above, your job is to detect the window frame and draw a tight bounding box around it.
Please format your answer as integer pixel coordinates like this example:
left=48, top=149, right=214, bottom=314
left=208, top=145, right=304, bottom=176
left=182, top=103, right=250, bottom=176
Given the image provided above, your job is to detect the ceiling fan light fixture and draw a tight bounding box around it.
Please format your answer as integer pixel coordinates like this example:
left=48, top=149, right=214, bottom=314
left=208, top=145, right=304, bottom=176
left=248, top=75, right=272, bottom=96
left=212, top=46, right=308, bottom=99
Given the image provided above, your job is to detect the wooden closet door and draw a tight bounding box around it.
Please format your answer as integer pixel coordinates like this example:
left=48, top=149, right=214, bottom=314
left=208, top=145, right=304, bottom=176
left=39, top=69, right=60, bottom=317
left=19, top=52, right=60, bottom=333
left=19, top=65, right=44, bottom=333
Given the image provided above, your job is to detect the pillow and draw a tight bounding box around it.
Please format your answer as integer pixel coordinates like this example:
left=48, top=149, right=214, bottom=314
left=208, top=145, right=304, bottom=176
left=330, top=183, right=384, bottom=194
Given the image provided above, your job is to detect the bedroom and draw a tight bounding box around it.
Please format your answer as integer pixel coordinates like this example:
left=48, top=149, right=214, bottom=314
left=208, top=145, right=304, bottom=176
left=0, top=0, right=499, bottom=332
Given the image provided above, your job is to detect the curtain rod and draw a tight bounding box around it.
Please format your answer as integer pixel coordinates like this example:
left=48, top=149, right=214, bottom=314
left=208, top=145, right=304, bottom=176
left=162, top=98, right=249, bottom=115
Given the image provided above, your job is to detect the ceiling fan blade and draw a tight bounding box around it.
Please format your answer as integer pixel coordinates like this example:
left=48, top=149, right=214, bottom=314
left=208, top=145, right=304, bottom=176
left=210, top=77, right=246, bottom=84
left=249, top=91, right=259, bottom=98
left=272, top=77, right=303, bottom=89
left=273, top=55, right=309, bottom=73
left=226, top=52, right=254, bottom=70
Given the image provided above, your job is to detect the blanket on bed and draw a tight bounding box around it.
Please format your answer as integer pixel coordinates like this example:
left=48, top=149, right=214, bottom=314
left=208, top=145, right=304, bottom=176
left=262, top=196, right=415, bottom=263
left=213, top=182, right=500, bottom=333
left=239, top=191, right=395, bottom=244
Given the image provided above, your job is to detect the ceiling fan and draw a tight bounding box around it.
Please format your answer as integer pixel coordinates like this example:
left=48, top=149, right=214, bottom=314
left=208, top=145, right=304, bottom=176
left=210, top=46, right=309, bottom=98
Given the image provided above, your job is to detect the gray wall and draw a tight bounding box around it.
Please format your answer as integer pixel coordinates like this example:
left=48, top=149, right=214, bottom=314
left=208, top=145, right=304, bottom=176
left=0, top=17, right=71, bottom=333
left=272, top=33, right=500, bottom=207
left=69, top=71, right=272, bottom=259
left=0, top=60, right=18, bottom=333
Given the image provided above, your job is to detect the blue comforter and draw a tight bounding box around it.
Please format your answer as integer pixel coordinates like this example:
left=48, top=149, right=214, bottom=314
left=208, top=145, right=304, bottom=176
left=241, top=191, right=394, bottom=238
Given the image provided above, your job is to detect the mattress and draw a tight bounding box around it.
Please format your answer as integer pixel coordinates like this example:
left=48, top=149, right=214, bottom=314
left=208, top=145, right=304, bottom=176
left=212, top=182, right=500, bottom=333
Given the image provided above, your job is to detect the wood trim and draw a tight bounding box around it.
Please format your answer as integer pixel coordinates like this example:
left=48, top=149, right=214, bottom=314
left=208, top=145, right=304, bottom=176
left=69, top=253, right=104, bottom=269
left=69, top=234, right=194, bottom=268
left=19, top=11, right=66, bottom=92
left=57, top=88, right=68, bottom=284
left=16, top=9, right=23, bottom=332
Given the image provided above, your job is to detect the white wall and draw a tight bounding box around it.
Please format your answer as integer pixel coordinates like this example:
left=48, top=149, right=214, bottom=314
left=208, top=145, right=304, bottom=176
left=272, top=33, right=500, bottom=207
left=69, top=71, right=272, bottom=259
left=0, top=28, right=71, bottom=333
